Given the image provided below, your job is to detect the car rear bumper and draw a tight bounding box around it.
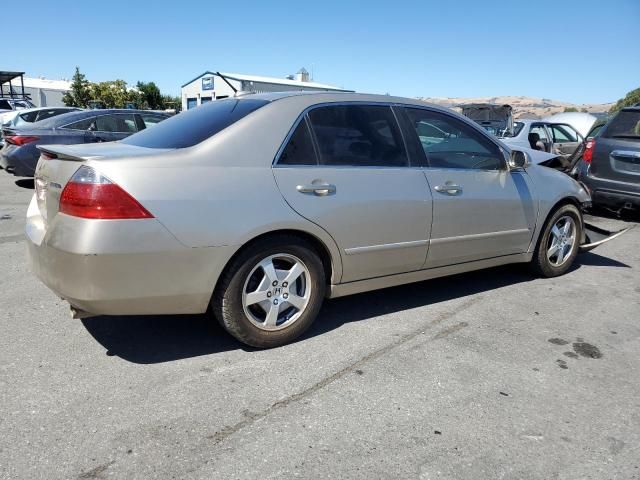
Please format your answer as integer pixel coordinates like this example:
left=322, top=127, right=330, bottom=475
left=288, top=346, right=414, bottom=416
left=25, top=195, right=234, bottom=316
left=579, top=172, right=640, bottom=209
left=1, top=147, right=37, bottom=176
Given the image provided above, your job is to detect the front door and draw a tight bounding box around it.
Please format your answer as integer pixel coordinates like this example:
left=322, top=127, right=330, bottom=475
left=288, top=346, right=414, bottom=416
left=402, top=107, right=536, bottom=268
left=273, top=104, right=432, bottom=283
left=548, top=123, right=583, bottom=161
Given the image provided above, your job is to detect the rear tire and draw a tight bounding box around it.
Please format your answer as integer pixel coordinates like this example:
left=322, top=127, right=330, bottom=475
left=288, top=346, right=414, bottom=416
left=212, top=235, right=325, bottom=348
left=531, top=204, right=582, bottom=277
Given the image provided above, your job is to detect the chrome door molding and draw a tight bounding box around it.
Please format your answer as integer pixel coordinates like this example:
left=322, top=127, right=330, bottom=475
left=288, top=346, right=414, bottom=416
left=429, top=228, right=531, bottom=246
left=344, top=239, right=430, bottom=255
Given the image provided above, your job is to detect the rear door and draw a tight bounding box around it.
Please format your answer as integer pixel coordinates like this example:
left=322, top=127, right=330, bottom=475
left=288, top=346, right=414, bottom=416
left=591, top=109, right=640, bottom=181
left=401, top=107, right=536, bottom=268
left=273, top=104, right=432, bottom=283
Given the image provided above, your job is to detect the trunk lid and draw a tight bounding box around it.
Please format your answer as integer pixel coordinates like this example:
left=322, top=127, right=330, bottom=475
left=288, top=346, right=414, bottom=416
left=591, top=109, right=640, bottom=183
left=34, top=142, right=171, bottom=225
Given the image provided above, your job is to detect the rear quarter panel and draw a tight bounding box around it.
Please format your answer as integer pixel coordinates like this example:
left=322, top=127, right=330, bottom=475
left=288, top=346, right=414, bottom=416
left=89, top=99, right=345, bottom=283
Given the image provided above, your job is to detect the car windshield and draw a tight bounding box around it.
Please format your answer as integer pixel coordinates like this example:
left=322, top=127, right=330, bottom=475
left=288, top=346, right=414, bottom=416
left=121, top=98, right=270, bottom=149
left=603, top=110, right=640, bottom=139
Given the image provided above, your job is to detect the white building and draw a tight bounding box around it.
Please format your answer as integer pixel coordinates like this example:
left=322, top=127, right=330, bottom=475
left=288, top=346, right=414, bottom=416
left=20, top=77, right=71, bottom=107
left=181, top=68, right=352, bottom=110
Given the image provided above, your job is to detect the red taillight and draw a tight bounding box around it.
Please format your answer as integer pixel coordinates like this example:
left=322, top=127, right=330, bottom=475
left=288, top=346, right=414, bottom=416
left=583, top=139, right=595, bottom=164
left=60, top=166, right=154, bottom=220
left=5, top=135, right=40, bottom=146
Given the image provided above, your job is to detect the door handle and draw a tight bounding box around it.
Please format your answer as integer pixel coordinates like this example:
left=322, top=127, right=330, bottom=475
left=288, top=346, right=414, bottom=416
left=434, top=183, right=462, bottom=195
left=296, top=182, right=336, bottom=196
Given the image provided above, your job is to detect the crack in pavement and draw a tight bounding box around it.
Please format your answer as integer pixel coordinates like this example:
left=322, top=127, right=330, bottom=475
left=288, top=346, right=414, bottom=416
left=205, top=295, right=482, bottom=447
left=0, top=234, right=24, bottom=245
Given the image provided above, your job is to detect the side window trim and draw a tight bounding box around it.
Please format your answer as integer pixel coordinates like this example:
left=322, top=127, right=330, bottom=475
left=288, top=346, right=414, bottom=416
left=274, top=101, right=412, bottom=168
left=402, top=105, right=508, bottom=171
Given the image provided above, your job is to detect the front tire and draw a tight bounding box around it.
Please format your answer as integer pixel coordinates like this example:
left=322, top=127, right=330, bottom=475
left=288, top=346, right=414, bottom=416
left=531, top=204, right=582, bottom=277
left=212, top=235, right=326, bottom=348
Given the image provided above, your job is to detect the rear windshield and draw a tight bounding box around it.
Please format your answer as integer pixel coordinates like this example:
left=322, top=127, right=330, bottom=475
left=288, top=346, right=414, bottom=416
left=603, top=111, right=640, bottom=139
left=121, top=98, right=269, bottom=149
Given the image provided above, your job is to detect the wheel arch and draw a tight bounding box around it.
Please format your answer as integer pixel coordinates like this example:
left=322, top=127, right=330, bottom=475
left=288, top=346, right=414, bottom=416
left=212, top=228, right=339, bottom=302
left=532, top=195, right=585, bottom=251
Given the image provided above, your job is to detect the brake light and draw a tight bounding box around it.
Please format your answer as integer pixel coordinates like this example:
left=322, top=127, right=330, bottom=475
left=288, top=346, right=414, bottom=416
left=5, top=135, right=40, bottom=146
left=583, top=139, right=595, bottom=164
left=60, top=166, right=154, bottom=219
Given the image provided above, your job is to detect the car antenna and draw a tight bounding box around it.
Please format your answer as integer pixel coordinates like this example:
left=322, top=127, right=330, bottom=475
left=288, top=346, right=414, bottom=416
left=216, top=72, right=238, bottom=95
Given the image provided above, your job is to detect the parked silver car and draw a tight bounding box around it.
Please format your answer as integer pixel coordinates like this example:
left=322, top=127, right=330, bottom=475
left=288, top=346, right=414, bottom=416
left=28, top=92, right=608, bottom=348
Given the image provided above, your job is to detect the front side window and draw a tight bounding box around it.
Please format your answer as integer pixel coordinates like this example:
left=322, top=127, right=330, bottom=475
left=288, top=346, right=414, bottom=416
left=278, top=117, right=318, bottom=165
left=96, top=114, right=137, bottom=133
left=404, top=108, right=504, bottom=170
left=61, top=117, right=96, bottom=131
left=307, top=105, right=408, bottom=167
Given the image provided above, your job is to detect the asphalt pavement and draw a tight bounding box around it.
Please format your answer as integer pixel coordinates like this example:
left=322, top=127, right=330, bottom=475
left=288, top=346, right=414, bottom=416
left=1, top=171, right=639, bottom=480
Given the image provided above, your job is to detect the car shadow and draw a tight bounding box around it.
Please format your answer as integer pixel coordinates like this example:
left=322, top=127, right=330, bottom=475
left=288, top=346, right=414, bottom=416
left=80, top=251, right=627, bottom=365
left=15, top=179, right=34, bottom=190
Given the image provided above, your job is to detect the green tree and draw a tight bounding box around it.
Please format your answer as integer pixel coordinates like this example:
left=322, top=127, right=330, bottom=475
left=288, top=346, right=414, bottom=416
left=610, top=87, right=640, bottom=113
left=89, top=80, right=131, bottom=108
left=161, top=94, right=181, bottom=111
left=563, top=107, right=578, bottom=113
left=136, top=81, right=163, bottom=109
left=62, top=67, right=91, bottom=108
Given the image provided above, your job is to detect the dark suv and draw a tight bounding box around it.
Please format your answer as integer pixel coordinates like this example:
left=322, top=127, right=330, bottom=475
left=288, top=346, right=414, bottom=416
left=578, top=106, right=640, bottom=211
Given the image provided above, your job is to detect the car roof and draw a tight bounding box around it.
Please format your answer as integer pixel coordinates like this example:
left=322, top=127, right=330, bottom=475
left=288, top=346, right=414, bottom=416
left=620, top=106, right=640, bottom=112
left=245, top=91, right=459, bottom=114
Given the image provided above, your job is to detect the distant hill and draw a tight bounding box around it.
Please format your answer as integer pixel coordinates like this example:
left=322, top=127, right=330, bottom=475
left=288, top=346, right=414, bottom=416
left=416, top=95, right=614, bottom=119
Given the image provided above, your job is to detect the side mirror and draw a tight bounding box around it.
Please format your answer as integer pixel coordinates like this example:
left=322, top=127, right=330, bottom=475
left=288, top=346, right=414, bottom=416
left=508, top=150, right=530, bottom=169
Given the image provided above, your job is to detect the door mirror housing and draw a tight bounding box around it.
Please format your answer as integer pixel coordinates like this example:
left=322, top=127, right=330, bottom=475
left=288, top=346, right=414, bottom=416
left=508, top=150, right=531, bottom=170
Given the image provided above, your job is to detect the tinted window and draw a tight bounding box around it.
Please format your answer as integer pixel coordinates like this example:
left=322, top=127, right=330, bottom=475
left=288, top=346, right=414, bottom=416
left=61, top=117, right=95, bottom=131
left=20, top=111, right=39, bottom=123
left=278, top=117, right=317, bottom=165
left=603, top=111, right=640, bottom=139
left=139, top=113, right=166, bottom=129
left=122, top=98, right=269, bottom=149
left=36, top=109, right=74, bottom=122
left=0, top=100, right=10, bottom=109
left=307, top=105, right=408, bottom=167
left=405, top=108, right=504, bottom=170
left=96, top=114, right=137, bottom=133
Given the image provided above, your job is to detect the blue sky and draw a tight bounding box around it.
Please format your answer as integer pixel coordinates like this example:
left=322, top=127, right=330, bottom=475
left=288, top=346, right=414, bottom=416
left=6, top=0, right=639, bottom=104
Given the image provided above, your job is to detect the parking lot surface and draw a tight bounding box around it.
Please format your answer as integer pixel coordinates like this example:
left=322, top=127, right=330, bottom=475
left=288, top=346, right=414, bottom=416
left=1, top=171, right=639, bottom=479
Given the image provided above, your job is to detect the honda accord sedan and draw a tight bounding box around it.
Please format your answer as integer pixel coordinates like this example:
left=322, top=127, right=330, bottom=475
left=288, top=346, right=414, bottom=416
left=28, top=92, right=595, bottom=348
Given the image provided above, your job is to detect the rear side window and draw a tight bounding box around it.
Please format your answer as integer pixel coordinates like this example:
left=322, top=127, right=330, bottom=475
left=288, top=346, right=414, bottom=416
left=0, top=100, right=10, bottom=110
left=19, top=111, right=39, bottom=123
left=139, top=113, right=166, bottom=129
left=122, top=98, right=269, bottom=148
left=278, top=117, right=317, bottom=165
left=307, top=105, right=408, bottom=167
left=61, top=117, right=95, bottom=131
left=603, top=111, right=640, bottom=139
left=548, top=125, right=577, bottom=142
